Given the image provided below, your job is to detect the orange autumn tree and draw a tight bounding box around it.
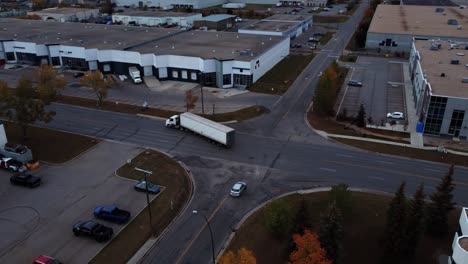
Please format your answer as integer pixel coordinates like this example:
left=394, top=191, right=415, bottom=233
left=219, top=247, right=256, bottom=264
left=289, top=230, right=332, bottom=264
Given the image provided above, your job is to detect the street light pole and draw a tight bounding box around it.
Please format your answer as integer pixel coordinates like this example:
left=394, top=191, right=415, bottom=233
left=193, top=210, right=215, bottom=264
left=135, top=167, right=155, bottom=237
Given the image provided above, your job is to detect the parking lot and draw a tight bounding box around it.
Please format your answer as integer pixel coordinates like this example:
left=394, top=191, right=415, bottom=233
left=0, top=141, right=149, bottom=263
left=338, top=57, right=407, bottom=125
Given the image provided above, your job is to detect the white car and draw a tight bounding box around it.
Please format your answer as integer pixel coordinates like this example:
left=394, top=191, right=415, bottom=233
left=230, top=182, right=247, bottom=197
left=387, top=112, right=404, bottom=119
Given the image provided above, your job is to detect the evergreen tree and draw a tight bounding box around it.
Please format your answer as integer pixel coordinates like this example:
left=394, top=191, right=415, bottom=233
left=355, top=104, right=366, bottom=128
left=293, top=198, right=309, bottom=234
left=404, top=183, right=426, bottom=258
left=382, top=182, right=407, bottom=263
left=426, top=165, right=456, bottom=237
left=318, top=201, right=344, bottom=263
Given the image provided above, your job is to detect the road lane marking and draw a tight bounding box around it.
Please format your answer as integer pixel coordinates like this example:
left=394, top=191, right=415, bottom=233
left=368, top=176, right=385, bottom=181
left=376, top=160, right=394, bottom=165
left=336, top=154, right=353, bottom=158
left=175, top=194, right=229, bottom=264
left=320, top=167, right=336, bottom=172
left=323, top=159, right=468, bottom=187
left=424, top=168, right=445, bottom=173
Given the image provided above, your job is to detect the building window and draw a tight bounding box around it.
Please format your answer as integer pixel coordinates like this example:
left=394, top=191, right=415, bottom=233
left=191, top=72, right=197, bottom=81
left=6, top=52, right=15, bottom=61
left=448, top=110, right=465, bottom=137
left=203, top=72, right=216, bottom=85
left=233, top=74, right=253, bottom=87
left=51, top=57, right=60, bottom=66
left=181, top=70, right=188, bottom=79
left=61, top=57, right=86, bottom=70
left=223, top=74, right=231, bottom=85
left=16, top=52, right=36, bottom=64
left=424, top=96, right=447, bottom=135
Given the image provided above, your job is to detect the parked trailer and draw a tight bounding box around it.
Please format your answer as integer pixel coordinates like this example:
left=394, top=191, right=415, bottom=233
left=165, top=113, right=235, bottom=147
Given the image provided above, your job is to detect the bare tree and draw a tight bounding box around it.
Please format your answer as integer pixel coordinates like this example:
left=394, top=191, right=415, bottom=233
left=184, top=90, right=198, bottom=112
left=80, top=71, right=112, bottom=107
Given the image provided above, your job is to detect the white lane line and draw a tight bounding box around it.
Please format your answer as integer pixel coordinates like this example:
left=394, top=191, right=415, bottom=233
left=322, top=49, right=332, bottom=52
left=320, top=167, right=337, bottom=172
left=424, top=168, right=445, bottom=173
left=368, top=176, right=385, bottom=181
left=376, top=160, right=393, bottom=165
left=336, top=154, right=353, bottom=158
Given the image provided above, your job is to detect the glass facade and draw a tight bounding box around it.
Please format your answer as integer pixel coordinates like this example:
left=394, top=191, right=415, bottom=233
left=448, top=110, right=465, bottom=137
left=424, top=96, right=447, bottom=135
left=233, top=74, right=252, bottom=87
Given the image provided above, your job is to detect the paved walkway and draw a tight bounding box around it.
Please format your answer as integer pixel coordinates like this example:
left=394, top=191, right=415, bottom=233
left=402, top=62, right=424, bottom=147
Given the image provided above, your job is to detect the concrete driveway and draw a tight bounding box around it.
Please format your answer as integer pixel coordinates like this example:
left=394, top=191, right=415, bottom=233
left=0, top=141, right=147, bottom=264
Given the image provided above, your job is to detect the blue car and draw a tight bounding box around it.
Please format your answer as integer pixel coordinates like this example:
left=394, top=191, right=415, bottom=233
left=93, top=205, right=131, bottom=224
left=134, top=180, right=161, bottom=194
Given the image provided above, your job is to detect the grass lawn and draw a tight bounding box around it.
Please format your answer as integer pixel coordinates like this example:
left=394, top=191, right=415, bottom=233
left=226, top=191, right=460, bottom=264
left=319, top=32, right=335, bottom=45
left=345, top=31, right=358, bottom=51
left=90, top=150, right=191, bottom=264
left=3, top=121, right=98, bottom=163
left=332, top=137, right=468, bottom=167
left=339, top=55, right=358, bottom=62
left=249, top=54, right=314, bottom=95
left=313, top=15, right=349, bottom=23
left=57, top=96, right=267, bottom=122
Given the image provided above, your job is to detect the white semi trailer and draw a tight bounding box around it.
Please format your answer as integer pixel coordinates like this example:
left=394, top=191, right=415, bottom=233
left=165, top=112, right=235, bottom=148
left=128, top=67, right=142, bottom=84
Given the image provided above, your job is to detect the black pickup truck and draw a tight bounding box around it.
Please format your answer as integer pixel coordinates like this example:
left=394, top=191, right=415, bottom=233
left=72, top=220, right=113, bottom=242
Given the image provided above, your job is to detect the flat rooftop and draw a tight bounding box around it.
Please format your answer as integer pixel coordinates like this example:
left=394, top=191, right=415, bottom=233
left=263, top=14, right=312, bottom=22
left=197, top=14, right=236, bottom=22
left=29, top=7, right=98, bottom=15
left=368, top=5, right=468, bottom=38
left=0, top=18, right=180, bottom=50
left=133, top=30, right=285, bottom=61
left=113, top=10, right=200, bottom=17
left=415, top=40, right=468, bottom=98
left=0, top=18, right=285, bottom=61
left=241, top=20, right=299, bottom=32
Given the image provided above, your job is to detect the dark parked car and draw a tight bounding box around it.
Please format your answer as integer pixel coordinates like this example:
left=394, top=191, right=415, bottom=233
left=94, top=205, right=131, bottom=224
left=348, top=80, right=363, bottom=87
left=73, top=220, right=113, bottom=242
left=10, top=173, right=41, bottom=188
left=134, top=180, right=161, bottom=194
left=4, top=143, right=28, bottom=154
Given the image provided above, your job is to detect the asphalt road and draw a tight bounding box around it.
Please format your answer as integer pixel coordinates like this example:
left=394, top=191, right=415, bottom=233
left=23, top=2, right=468, bottom=263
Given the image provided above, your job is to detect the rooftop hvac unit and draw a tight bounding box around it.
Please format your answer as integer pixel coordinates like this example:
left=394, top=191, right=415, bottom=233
left=462, top=77, right=468, bottom=83
left=451, top=59, right=460, bottom=64
left=448, top=19, right=458, bottom=25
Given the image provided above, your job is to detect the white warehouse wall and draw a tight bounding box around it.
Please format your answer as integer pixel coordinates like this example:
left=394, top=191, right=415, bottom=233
left=252, top=37, right=289, bottom=82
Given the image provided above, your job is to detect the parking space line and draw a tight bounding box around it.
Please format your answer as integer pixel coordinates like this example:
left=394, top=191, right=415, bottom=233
left=319, top=167, right=336, bottom=172
left=368, top=176, right=385, bottom=181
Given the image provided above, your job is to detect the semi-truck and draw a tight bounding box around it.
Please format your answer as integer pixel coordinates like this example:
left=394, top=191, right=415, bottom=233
left=165, top=112, right=235, bottom=148
left=128, top=67, right=142, bottom=84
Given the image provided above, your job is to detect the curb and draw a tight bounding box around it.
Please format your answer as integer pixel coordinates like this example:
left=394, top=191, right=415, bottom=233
left=128, top=150, right=196, bottom=264
left=216, top=187, right=393, bottom=260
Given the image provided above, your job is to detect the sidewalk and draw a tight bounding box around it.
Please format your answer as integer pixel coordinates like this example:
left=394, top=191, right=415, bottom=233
left=402, top=62, right=424, bottom=147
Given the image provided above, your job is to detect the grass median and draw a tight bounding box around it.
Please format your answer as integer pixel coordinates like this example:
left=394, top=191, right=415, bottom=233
left=3, top=121, right=98, bottom=163
left=58, top=96, right=267, bottom=122
left=226, top=191, right=459, bottom=264
left=319, top=32, right=335, bottom=45
left=90, top=149, right=191, bottom=264
left=249, top=54, right=315, bottom=95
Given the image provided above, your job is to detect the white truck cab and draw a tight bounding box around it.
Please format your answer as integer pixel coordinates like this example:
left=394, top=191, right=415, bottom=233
left=165, top=115, right=180, bottom=128
left=128, top=67, right=142, bottom=84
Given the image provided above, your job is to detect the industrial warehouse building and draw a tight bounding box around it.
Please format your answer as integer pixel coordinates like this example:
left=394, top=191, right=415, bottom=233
left=112, top=0, right=226, bottom=9
left=27, top=7, right=100, bottom=22
left=193, top=14, right=236, bottom=30
left=239, top=14, right=312, bottom=39
left=366, top=5, right=468, bottom=52
left=409, top=39, right=468, bottom=139
left=0, top=18, right=289, bottom=89
left=112, top=11, right=202, bottom=27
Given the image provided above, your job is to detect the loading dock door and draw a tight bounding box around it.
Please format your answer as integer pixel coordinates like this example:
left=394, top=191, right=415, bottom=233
left=88, top=60, right=98, bottom=71
left=143, top=66, right=153, bottom=76
left=159, top=68, right=168, bottom=78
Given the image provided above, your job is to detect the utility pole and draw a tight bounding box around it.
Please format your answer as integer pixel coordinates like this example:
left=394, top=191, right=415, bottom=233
left=134, top=167, right=155, bottom=237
